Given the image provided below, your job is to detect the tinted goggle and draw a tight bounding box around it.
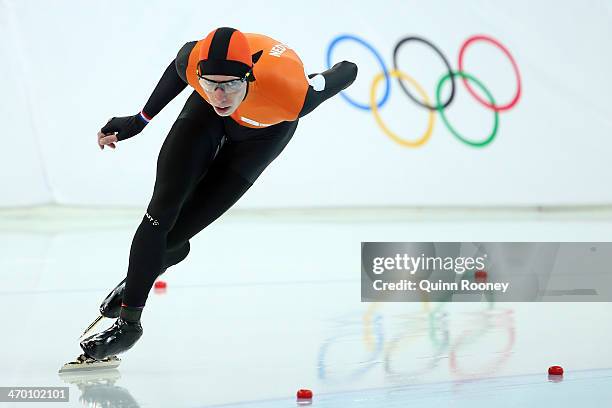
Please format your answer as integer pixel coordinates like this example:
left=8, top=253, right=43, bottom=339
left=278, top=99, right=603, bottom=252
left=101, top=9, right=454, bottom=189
left=197, top=66, right=252, bottom=93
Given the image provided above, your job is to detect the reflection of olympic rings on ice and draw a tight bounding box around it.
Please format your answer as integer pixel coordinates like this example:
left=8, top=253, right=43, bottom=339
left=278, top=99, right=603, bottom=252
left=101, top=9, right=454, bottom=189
left=449, top=309, right=516, bottom=379
left=317, top=303, right=450, bottom=383
left=317, top=312, right=385, bottom=382
left=326, top=34, right=522, bottom=148
left=317, top=303, right=517, bottom=384
left=383, top=309, right=449, bottom=380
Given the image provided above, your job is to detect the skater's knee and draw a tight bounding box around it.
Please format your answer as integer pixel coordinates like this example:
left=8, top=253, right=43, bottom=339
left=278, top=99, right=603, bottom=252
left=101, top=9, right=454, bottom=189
left=178, top=241, right=190, bottom=262
left=166, top=234, right=189, bottom=251
left=146, top=179, right=197, bottom=232
left=165, top=241, right=190, bottom=268
left=142, top=202, right=181, bottom=232
left=140, top=210, right=171, bottom=232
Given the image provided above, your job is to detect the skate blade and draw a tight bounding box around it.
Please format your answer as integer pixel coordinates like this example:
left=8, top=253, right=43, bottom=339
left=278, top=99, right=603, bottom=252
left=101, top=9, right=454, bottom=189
left=58, top=368, right=120, bottom=386
left=58, top=354, right=121, bottom=373
left=79, top=315, right=104, bottom=340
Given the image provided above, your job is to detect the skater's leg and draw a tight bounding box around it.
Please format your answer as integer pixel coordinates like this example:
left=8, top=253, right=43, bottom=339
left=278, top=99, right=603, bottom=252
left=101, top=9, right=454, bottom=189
left=122, top=92, right=224, bottom=308
left=80, top=93, right=222, bottom=359
left=96, top=116, right=297, bottom=316
left=165, top=168, right=252, bottom=250
left=99, top=242, right=191, bottom=318
left=165, top=119, right=299, bottom=248
left=164, top=241, right=191, bottom=268
left=81, top=116, right=297, bottom=360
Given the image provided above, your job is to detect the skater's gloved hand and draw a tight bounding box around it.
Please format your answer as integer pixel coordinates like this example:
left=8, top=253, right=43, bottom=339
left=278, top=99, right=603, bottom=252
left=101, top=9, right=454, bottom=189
left=97, top=114, right=148, bottom=150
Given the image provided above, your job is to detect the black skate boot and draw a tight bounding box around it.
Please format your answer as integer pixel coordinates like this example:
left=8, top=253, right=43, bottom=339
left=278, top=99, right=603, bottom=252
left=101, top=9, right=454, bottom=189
left=99, top=278, right=126, bottom=318
left=80, top=307, right=143, bottom=360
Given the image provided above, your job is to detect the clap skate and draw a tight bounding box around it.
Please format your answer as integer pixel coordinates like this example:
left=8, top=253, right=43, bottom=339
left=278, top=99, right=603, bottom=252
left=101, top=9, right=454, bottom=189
left=60, top=315, right=124, bottom=373
left=58, top=353, right=121, bottom=373
left=59, top=278, right=128, bottom=373
left=61, top=314, right=141, bottom=373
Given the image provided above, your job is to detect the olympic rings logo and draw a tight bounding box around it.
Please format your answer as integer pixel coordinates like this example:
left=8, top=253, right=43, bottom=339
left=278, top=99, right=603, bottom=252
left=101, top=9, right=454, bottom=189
left=326, top=34, right=522, bottom=148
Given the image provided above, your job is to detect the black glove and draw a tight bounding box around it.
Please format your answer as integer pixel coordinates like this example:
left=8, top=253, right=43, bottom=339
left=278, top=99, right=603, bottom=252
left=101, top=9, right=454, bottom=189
left=100, top=114, right=148, bottom=142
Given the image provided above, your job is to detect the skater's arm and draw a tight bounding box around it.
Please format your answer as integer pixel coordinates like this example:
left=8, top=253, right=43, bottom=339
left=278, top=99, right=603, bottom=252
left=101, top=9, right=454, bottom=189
left=137, top=41, right=197, bottom=121
left=175, top=41, right=196, bottom=84
left=98, top=45, right=193, bottom=148
left=140, top=58, right=189, bottom=121
left=298, top=61, right=358, bottom=118
left=133, top=41, right=196, bottom=122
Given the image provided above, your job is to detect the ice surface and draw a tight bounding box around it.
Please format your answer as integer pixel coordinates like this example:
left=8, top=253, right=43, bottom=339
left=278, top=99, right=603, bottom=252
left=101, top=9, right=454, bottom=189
left=1, top=210, right=611, bottom=407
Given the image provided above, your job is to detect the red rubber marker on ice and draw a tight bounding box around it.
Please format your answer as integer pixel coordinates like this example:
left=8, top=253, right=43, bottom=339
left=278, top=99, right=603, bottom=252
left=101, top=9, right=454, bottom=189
left=297, top=389, right=313, bottom=399
left=154, top=280, right=167, bottom=289
left=548, top=366, right=563, bottom=375
left=474, top=270, right=488, bottom=282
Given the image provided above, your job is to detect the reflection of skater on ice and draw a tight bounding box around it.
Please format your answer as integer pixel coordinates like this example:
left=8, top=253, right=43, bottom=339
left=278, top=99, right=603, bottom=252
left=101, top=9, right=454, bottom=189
left=59, top=369, right=140, bottom=408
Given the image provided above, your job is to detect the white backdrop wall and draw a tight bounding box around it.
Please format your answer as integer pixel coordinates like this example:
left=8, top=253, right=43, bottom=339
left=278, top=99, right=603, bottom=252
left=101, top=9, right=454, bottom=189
left=1, top=0, right=611, bottom=208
